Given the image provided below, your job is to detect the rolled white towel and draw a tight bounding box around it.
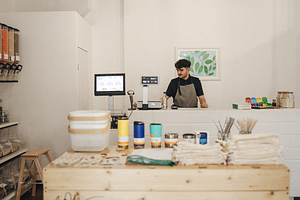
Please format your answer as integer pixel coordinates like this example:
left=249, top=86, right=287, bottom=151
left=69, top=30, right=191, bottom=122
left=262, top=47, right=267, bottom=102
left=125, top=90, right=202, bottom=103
left=230, top=133, right=279, bottom=141
left=228, top=156, right=281, bottom=165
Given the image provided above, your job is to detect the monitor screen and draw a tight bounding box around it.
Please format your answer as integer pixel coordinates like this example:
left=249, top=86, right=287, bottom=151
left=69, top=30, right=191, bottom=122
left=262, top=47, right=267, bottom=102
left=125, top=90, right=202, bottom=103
left=94, top=73, right=125, bottom=96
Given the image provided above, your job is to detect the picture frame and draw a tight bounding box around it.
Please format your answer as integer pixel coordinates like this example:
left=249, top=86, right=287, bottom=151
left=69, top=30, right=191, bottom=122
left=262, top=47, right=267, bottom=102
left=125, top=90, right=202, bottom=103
left=175, top=47, right=221, bottom=81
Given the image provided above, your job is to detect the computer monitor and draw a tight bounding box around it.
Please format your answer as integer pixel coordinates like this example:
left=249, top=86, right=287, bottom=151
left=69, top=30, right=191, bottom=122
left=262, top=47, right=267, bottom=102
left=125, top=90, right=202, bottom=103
left=94, top=73, right=125, bottom=112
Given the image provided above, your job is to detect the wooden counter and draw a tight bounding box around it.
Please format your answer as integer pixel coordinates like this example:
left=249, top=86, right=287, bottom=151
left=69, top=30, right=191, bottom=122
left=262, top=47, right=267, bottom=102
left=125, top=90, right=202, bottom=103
left=43, top=147, right=290, bottom=200
left=122, top=108, right=300, bottom=197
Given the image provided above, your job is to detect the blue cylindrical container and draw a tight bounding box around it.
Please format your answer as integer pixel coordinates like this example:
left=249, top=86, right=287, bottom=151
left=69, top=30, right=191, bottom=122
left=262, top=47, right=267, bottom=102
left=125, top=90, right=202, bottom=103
left=200, top=132, right=208, bottom=144
left=134, top=121, right=145, bottom=149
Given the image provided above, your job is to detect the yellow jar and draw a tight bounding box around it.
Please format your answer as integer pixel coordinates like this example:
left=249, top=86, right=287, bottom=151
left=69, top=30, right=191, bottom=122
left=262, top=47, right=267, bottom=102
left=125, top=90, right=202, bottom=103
left=118, top=116, right=129, bottom=149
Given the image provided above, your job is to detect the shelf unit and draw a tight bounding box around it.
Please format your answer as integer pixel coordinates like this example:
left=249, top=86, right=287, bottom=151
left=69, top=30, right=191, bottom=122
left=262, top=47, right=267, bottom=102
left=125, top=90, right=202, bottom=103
left=0, top=81, right=18, bottom=83
left=0, top=148, right=27, bottom=167
left=0, top=122, right=29, bottom=200
left=1, top=184, right=31, bottom=200
left=0, top=122, right=19, bottom=130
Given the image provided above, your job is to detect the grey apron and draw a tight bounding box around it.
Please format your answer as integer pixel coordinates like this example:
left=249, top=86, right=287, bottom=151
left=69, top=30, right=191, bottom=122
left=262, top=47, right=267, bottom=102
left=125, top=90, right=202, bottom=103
left=174, top=80, right=198, bottom=107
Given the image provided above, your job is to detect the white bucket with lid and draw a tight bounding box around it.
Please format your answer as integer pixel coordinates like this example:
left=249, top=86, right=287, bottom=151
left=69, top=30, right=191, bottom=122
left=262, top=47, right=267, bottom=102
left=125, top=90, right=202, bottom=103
left=68, top=110, right=111, bottom=151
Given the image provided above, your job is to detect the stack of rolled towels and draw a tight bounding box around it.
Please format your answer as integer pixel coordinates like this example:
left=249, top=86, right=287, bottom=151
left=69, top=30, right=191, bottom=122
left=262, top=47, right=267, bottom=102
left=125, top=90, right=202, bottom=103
left=173, top=141, right=227, bottom=165
left=227, top=133, right=283, bottom=165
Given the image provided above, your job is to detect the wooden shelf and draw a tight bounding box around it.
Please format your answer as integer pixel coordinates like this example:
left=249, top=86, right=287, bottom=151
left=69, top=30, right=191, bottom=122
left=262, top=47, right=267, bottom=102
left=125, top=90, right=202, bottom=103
left=0, top=81, right=18, bottom=83
left=1, top=191, right=16, bottom=200
left=1, top=182, right=32, bottom=200
left=0, top=122, right=19, bottom=130
left=0, top=148, right=28, bottom=166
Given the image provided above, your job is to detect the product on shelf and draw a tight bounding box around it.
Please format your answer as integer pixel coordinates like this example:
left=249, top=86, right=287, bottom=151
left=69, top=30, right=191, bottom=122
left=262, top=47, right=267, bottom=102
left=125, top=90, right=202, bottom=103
left=1, top=24, right=8, bottom=62
left=0, top=22, right=21, bottom=82
left=8, top=26, right=14, bottom=63
left=14, top=29, right=20, bottom=64
left=0, top=23, right=2, bottom=61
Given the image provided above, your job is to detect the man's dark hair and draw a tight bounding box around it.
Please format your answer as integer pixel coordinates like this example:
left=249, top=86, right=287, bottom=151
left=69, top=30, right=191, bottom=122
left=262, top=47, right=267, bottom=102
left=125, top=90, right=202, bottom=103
left=175, top=59, right=191, bottom=69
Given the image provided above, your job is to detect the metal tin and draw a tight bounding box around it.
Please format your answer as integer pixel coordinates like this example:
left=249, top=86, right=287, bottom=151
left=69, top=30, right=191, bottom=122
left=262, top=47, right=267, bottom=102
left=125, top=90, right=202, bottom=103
left=165, top=133, right=178, bottom=148
left=183, top=133, right=195, bottom=144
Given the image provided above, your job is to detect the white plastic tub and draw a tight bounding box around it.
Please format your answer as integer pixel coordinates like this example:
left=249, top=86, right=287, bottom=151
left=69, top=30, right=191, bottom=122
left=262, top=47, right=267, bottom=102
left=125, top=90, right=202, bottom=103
left=68, top=110, right=111, bottom=151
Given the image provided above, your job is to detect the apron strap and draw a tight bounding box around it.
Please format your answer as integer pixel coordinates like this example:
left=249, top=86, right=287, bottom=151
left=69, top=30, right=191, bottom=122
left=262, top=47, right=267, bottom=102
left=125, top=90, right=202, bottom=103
left=178, top=80, right=181, bottom=95
left=178, top=76, right=194, bottom=96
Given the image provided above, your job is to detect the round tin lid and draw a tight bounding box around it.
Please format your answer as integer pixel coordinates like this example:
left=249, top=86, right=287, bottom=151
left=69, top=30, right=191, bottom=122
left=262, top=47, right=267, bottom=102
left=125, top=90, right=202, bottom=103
left=183, top=133, right=195, bottom=138
left=118, top=116, right=128, bottom=120
left=134, top=121, right=144, bottom=125
left=150, top=123, right=162, bottom=125
left=165, top=133, right=178, bottom=139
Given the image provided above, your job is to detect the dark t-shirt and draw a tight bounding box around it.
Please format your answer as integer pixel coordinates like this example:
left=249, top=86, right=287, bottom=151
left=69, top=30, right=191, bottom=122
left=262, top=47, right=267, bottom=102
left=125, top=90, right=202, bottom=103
left=166, top=75, right=204, bottom=98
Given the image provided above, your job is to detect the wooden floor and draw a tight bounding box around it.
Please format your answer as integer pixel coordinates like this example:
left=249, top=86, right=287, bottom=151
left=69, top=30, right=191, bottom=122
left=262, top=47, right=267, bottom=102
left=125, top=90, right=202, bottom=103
left=21, top=184, right=43, bottom=200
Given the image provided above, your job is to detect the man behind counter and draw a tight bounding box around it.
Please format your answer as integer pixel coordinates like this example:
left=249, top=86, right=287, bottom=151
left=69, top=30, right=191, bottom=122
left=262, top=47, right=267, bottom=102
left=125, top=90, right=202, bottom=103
left=165, top=59, right=208, bottom=108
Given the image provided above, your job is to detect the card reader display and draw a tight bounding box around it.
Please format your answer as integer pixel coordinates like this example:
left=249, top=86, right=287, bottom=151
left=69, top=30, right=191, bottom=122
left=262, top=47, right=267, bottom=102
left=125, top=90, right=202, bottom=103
left=141, top=76, right=158, bottom=84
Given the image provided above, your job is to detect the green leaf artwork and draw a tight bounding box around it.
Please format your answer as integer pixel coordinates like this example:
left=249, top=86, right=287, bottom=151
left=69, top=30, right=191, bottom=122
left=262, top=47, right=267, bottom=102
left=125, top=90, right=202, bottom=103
left=179, top=49, right=218, bottom=77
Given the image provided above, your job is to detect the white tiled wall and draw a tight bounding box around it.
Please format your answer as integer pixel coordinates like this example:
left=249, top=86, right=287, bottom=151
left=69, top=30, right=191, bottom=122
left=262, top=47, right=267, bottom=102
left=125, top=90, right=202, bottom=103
left=109, top=108, right=300, bottom=197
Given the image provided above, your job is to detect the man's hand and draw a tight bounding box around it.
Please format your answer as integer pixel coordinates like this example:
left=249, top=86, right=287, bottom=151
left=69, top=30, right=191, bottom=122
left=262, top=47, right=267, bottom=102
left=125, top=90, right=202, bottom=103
left=199, top=95, right=208, bottom=108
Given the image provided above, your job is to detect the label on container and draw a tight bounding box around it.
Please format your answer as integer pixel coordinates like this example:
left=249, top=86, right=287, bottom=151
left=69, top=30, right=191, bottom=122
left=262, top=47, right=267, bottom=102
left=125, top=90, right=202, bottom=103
left=200, top=138, right=207, bottom=144
left=118, top=136, right=129, bottom=146
left=165, top=138, right=178, bottom=145
left=10, top=56, right=15, bottom=61
left=134, top=138, right=145, bottom=145
left=183, top=138, right=195, bottom=144
left=0, top=54, right=1, bottom=60
left=4, top=54, right=8, bottom=60
left=151, top=137, right=161, bottom=146
left=16, top=55, right=20, bottom=61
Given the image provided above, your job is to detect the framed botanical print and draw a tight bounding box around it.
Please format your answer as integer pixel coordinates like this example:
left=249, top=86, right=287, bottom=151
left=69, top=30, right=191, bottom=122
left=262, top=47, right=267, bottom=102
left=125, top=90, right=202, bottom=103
left=175, top=47, right=221, bottom=81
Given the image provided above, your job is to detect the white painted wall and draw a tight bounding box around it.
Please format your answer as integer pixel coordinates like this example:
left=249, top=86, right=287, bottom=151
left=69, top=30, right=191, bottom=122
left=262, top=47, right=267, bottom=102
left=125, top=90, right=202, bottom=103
left=274, top=1, right=300, bottom=107
left=0, top=11, right=91, bottom=167
left=123, top=0, right=300, bottom=109
left=90, top=0, right=126, bottom=112
left=0, top=0, right=91, bottom=19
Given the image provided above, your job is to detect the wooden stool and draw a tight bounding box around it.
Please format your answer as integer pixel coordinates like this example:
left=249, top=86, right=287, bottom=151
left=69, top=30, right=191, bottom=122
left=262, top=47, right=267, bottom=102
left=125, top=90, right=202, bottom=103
left=16, top=149, right=52, bottom=200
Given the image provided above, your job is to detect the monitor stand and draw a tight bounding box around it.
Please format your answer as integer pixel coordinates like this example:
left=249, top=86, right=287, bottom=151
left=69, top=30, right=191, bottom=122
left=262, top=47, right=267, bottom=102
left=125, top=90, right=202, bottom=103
left=108, top=96, right=123, bottom=115
left=108, top=95, right=124, bottom=129
left=108, top=95, right=114, bottom=113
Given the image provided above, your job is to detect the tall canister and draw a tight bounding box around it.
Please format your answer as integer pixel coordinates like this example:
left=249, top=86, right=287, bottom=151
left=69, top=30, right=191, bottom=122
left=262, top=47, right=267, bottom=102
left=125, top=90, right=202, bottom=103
left=1, top=24, right=8, bottom=62
left=14, top=28, right=20, bottom=64
left=134, top=121, right=145, bottom=149
left=150, top=123, right=162, bottom=148
left=8, top=26, right=14, bottom=63
left=0, top=23, right=2, bottom=61
left=118, top=116, right=129, bottom=149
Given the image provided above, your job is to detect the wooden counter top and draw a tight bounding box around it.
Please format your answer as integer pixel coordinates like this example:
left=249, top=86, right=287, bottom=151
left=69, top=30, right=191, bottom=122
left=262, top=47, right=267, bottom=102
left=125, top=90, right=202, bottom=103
left=44, top=147, right=289, bottom=170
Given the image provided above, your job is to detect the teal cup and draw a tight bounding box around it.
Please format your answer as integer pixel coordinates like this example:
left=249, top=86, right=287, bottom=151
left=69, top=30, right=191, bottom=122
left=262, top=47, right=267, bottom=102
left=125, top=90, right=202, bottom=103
left=150, top=123, right=162, bottom=148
